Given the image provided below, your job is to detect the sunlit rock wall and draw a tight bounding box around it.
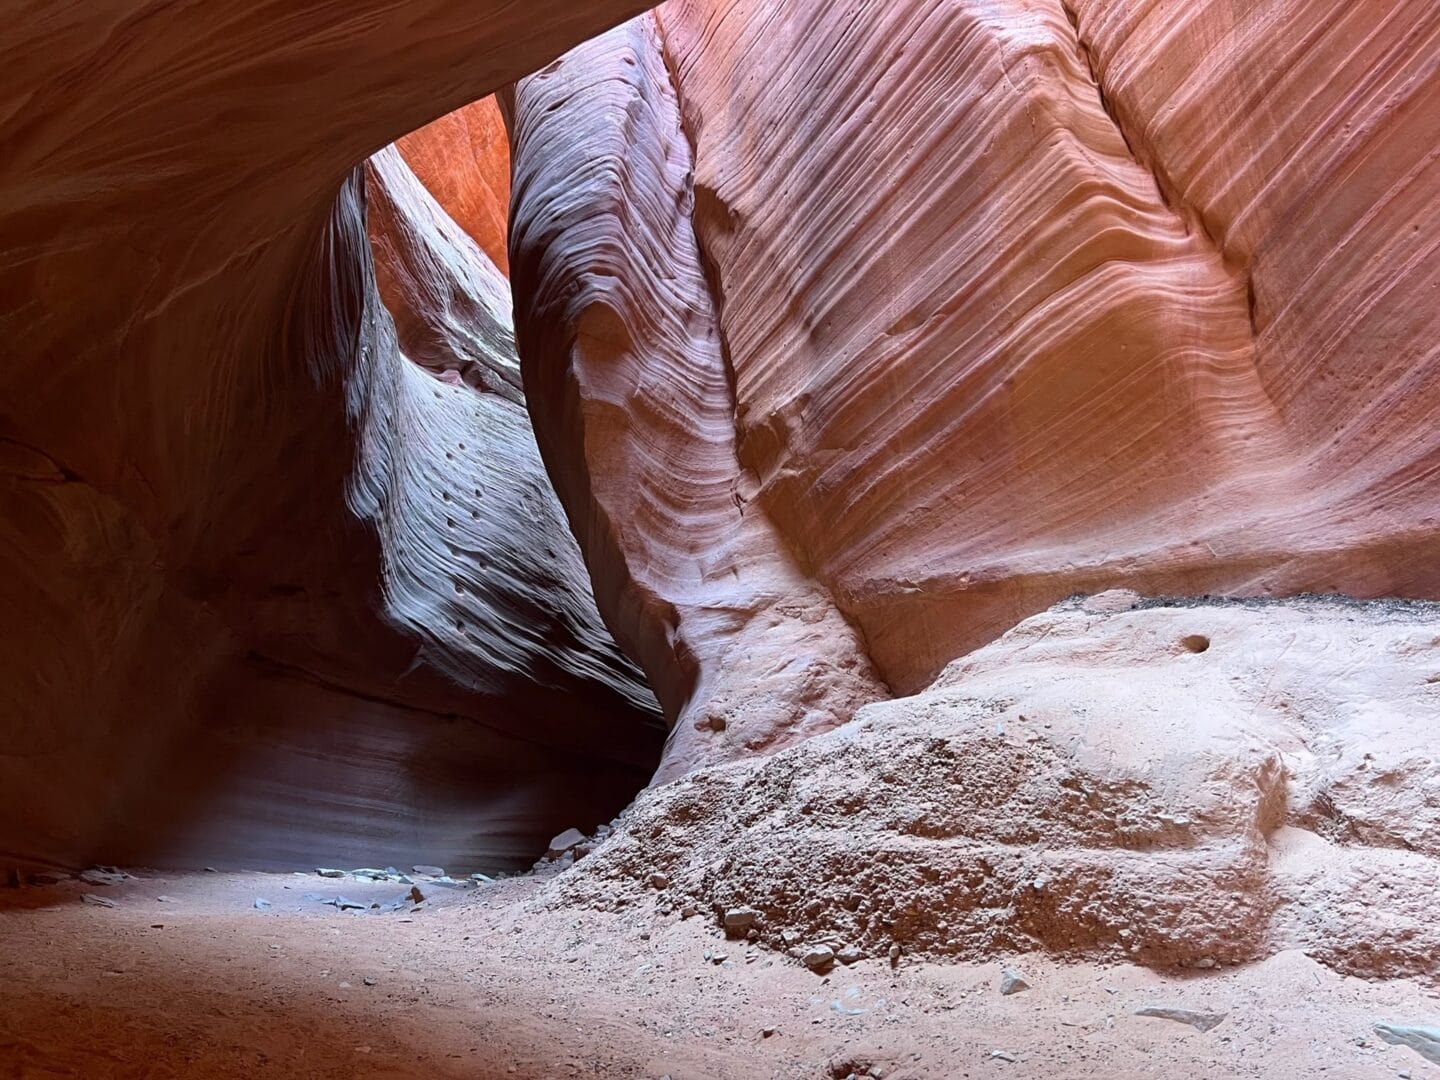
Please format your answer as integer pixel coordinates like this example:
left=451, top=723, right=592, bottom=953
left=510, top=0, right=1440, bottom=730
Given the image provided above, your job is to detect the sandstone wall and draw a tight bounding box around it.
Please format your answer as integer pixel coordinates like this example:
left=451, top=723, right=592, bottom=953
left=509, top=0, right=1440, bottom=753
left=0, top=1, right=658, bottom=871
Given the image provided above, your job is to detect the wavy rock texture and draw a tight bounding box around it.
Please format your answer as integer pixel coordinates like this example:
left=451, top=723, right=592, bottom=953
left=0, top=0, right=658, bottom=871
left=553, top=596, right=1440, bottom=982
left=567, top=0, right=1440, bottom=697
left=508, top=16, right=889, bottom=780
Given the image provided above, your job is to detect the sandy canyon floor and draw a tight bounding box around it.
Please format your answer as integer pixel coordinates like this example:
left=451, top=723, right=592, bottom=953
left=2, top=870, right=1438, bottom=1079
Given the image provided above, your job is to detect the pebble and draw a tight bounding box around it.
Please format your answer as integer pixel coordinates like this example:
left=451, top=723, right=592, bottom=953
left=999, top=968, right=1030, bottom=996
left=761, top=1027, right=776, bottom=1039
left=363, top=976, right=377, bottom=987
left=156, top=895, right=176, bottom=903
left=1135, top=1007, right=1228, bottom=1033
left=253, top=898, right=272, bottom=911
left=316, top=868, right=347, bottom=879
left=412, top=865, right=445, bottom=877
left=81, top=893, right=117, bottom=908
left=648, top=872, right=670, bottom=890
left=990, top=1050, right=1018, bottom=1063
left=888, top=944, right=902, bottom=963
left=801, top=945, right=835, bottom=972
left=837, top=946, right=865, bottom=965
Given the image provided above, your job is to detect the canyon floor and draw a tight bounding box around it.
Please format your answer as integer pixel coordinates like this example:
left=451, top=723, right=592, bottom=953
left=2, top=870, right=1437, bottom=1079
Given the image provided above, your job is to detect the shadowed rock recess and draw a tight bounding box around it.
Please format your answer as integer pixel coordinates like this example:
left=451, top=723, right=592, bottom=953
left=0, top=0, right=660, bottom=872
left=2, top=0, right=1440, bottom=1071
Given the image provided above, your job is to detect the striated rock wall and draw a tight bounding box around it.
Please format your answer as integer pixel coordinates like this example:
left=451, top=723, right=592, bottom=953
left=0, top=1, right=658, bottom=871
left=510, top=0, right=1440, bottom=721
left=508, top=16, right=889, bottom=780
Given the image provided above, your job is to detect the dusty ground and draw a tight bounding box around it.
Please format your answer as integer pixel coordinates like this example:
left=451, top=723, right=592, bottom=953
left=2, top=869, right=1438, bottom=1078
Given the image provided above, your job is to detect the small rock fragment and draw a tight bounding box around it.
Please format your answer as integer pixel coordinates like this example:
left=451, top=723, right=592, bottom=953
left=412, top=865, right=445, bottom=877
left=989, top=1050, right=1018, bottom=1063
left=680, top=904, right=698, bottom=920
left=999, top=968, right=1030, bottom=996
left=888, top=944, right=902, bottom=964
left=408, top=885, right=426, bottom=904
left=79, top=867, right=128, bottom=887
left=470, top=873, right=493, bottom=883
left=1135, top=1007, right=1227, bottom=1033
left=363, top=976, right=377, bottom=986
left=837, top=946, right=865, bottom=966
left=1374, top=1024, right=1440, bottom=1066
left=648, top=872, right=670, bottom=890
left=253, top=898, right=272, bottom=911
left=801, top=945, right=835, bottom=972
left=723, top=907, right=761, bottom=933
left=81, top=893, right=117, bottom=908
left=316, top=868, right=347, bottom=879
left=761, top=1027, right=776, bottom=1039
left=156, top=895, right=176, bottom=903
left=546, top=830, right=586, bottom=860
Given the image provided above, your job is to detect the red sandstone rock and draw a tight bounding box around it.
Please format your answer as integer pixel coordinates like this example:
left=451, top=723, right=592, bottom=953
left=510, top=1, right=1440, bottom=714
left=397, top=97, right=512, bottom=277
left=508, top=16, right=889, bottom=781
left=0, top=1, right=656, bottom=871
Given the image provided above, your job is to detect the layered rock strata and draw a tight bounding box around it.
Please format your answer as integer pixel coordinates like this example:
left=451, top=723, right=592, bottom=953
left=0, top=1, right=658, bottom=871
left=511, top=0, right=1440, bottom=719
left=508, top=16, right=889, bottom=779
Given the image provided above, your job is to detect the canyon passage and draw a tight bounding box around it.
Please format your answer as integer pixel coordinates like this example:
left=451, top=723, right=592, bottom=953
left=2, top=1, right=1439, bottom=1077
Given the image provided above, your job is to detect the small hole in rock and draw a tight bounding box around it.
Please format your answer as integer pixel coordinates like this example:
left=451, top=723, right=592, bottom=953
left=1181, top=634, right=1211, bottom=654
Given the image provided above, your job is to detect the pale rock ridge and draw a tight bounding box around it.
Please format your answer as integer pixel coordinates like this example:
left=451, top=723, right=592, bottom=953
left=551, top=597, right=1440, bottom=983
left=508, top=15, right=890, bottom=780
left=354, top=144, right=659, bottom=718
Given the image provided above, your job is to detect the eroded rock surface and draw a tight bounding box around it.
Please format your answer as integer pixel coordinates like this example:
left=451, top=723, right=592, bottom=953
left=508, top=16, right=888, bottom=780
left=0, top=1, right=657, bottom=871
left=510, top=0, right=1440, bottom=726
left=550, top=597, right=1440, bottom=982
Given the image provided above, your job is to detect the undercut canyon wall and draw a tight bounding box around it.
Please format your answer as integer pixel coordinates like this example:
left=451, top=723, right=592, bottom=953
left=508, top=0, right=1440, bottom=744
left=0, top=2, right=659, bottom=871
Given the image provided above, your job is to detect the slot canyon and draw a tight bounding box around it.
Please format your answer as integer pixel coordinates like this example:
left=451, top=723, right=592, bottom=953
left=2, top=0, right=1439, bottom=1076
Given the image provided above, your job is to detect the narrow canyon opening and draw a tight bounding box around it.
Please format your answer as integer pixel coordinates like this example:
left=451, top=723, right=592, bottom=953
left=4, top=2, right=1440, bottom=1077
